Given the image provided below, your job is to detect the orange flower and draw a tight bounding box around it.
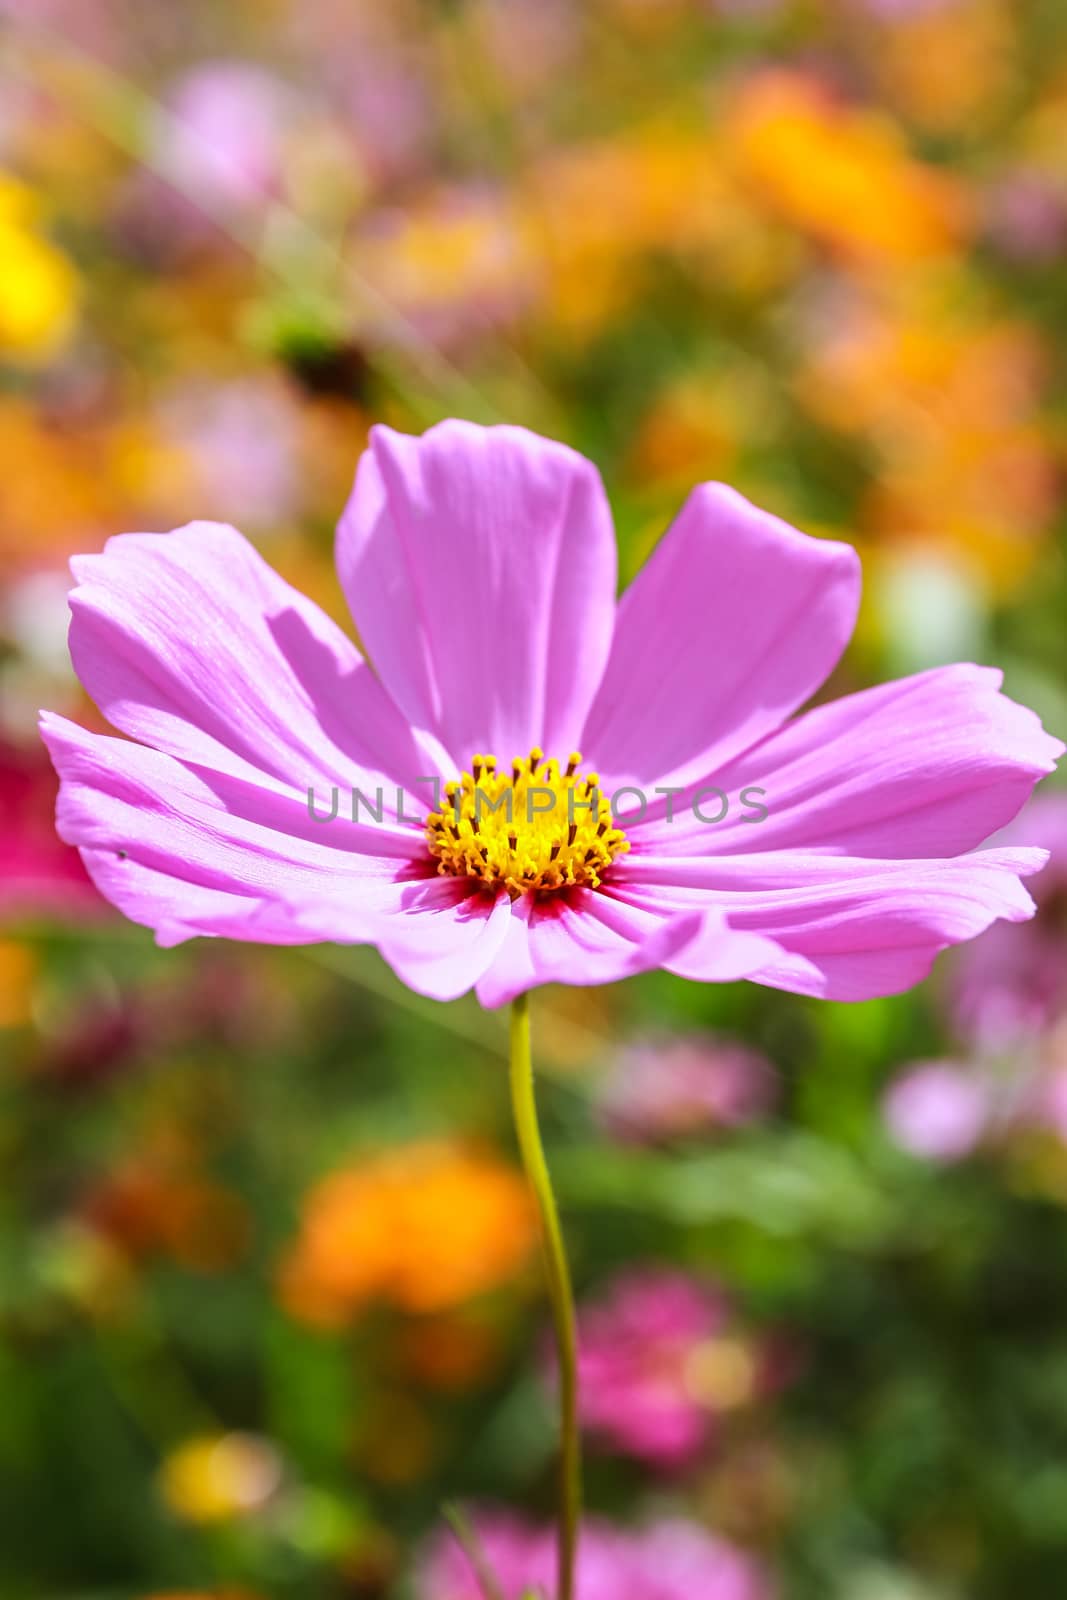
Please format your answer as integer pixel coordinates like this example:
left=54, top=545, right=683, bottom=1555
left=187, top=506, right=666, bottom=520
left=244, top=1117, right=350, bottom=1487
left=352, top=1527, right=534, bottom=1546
left=84, top=1156, right=250, bottom=1273
left=519, top=123, right=777, bottom=336
left=279, top=1140, right=537, bottom=1328
left=796, top=283, right=1056, bottom=587
left=396, top=1308, right=508, bottom=1392
left=726, top=72, right=969, bottom=265
left=872, top=0, right=1015, bottom=136
left=0, top=939, right=35, bottom=1030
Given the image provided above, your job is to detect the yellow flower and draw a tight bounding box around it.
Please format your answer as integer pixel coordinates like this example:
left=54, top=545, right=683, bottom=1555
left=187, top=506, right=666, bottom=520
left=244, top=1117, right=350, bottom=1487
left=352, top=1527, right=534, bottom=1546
left=279, top=1140, right=537, bottom=1327
left=158, top=1434, right=282, bottom=1525
left=354, top=188, right=531, bottom=335
left=0, top=174, right=79, bottom=362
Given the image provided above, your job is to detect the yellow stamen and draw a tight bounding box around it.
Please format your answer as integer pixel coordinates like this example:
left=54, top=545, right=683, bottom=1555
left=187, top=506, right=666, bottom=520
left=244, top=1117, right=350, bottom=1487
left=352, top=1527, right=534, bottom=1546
left=426, top=748, right=630, bottom=899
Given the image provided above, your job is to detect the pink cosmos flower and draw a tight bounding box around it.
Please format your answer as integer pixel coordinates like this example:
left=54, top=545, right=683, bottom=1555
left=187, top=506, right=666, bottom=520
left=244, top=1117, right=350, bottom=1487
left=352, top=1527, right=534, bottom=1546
left=1027, top=1056, right=1067, bottom=1145
left=165, top=62, right=294, bottom=211
left=949, top=794, right=1067, bottom=1049
left=40, top=421, right=1062, bottom=1007
left=985, top=172, right=1067, bottom=265
left=418, top=1509, right=770, bottom=1600
left=157, top=378, right=302, bottom=531
left=1, top=740, right=99, bottom=921
left=882, top=1060, right=991, bottom=1163
left=596, top=1031, right=778, bottom=1141
left=566, top=1268, right=773, bottom=1468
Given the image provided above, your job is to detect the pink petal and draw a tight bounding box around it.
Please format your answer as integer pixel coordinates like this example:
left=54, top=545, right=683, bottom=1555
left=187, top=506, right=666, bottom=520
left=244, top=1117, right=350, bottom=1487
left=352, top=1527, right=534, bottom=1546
left=474, top=889, right=779, bottom=1008
left=336, top=421, right=617, bottom=767
left=617, top=847, right=1047, bottom=999
left=635, top=665, right=1065, bottom=858
left=78, top=849, right=320, bottom=949
left=580, top=484, right=859, bottom=789
left=68, top=519, right=437, bottom=799
left=41, top=713, right=420, bottom=946
left=264, top=871, right=514, bottom=999
left=44, top=712, right=509, bottom=992
left=375, top=882, right=515, bottom=1001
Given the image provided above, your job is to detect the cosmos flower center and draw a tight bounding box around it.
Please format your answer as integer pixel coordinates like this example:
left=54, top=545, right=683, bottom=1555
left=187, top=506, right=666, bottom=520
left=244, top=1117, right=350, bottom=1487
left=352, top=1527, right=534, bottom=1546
left=426, top=748, right=630, bottom=899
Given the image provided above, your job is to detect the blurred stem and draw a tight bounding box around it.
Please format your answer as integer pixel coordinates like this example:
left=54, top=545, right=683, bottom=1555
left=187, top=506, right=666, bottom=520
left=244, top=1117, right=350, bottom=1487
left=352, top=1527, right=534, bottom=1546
left=443, top=1503, right=506, bottom=1600
left=508, top=993, right=580, bottom=1600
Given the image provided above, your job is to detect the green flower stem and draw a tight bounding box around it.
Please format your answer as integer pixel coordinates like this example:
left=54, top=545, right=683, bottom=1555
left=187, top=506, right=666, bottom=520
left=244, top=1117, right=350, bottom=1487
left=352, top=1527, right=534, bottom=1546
left=509, top=992, right=581, bottom=1600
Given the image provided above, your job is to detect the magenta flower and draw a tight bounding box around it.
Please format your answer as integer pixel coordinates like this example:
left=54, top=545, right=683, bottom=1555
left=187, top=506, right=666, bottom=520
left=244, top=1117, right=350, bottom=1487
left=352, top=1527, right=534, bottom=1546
left=418, top=1509, right=770, bottom=1600
left=1, top=740, right=99, bottom=922
left=41, top=421, right=1062, bottom=1007
left=567, top=1268, right=772, bottom=1469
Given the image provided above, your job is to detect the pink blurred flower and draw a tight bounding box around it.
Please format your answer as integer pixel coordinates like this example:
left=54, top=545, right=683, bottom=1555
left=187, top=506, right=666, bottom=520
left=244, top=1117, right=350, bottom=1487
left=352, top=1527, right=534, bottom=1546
left=0, top=741, right=99, bottom=921
left=570, top=1269, right=774, bottom=1468
left=41, top=421, right=1061, bottom=1005
left=479, top=0, right=582, bottom=96
left=342, top=51, right=437, bottom=184
left=985, top=172, right=1067, bottom=265
left=949, top=794, right=1067, bottom=1049
left=0, top=0, right=124, bottom=60
left=707, top=0, right=788, bottom=14
left=597, top=1032, right=778, bottom=1140
left=419, top=1509, right=771, bottom=1600
left=853, top=0, right=954, bottom=16
left=1026, top=1057, right=1067, bottom=1144
left=882, top=1061, right=990, bottom=1162
left=157, top=378, right=302, bottom=529
left=114, top=62, right=296, bottom=261
left=165, top=62, right=294, bottom=210
left=273, top=0, right=438, bottom=183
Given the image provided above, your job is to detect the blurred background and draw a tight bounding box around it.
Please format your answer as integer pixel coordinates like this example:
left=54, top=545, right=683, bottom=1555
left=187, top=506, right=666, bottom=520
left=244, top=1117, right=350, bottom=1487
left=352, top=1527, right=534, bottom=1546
left=2, top=0, right=1067, bottom=1596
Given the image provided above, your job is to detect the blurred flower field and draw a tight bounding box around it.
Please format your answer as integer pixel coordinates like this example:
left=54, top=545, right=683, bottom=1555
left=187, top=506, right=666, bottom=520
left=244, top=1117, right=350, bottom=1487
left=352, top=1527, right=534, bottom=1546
left=2, top=0, right=1067, bottom=1596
